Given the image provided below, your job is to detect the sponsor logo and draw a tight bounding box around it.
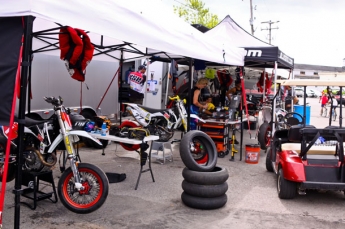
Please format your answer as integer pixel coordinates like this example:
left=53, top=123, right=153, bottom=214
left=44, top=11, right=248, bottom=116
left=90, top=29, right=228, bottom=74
left=75, top=121, right=86, bottom=126
left=279, top=51, right=294, bottom=65
left=246, top=50, right=262, bottom=57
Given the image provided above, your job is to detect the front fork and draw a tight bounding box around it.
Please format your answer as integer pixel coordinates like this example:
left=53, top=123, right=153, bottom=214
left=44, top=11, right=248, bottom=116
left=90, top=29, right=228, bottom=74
left=63, top=135, right=84, bottom=190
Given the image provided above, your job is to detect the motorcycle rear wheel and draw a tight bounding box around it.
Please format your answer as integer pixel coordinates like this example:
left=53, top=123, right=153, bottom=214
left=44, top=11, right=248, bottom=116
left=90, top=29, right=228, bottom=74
left=0, top=141, right=16, bottom=182
left=58, top=163, right=109, bottom=214
left=119, top=120, right=141, bottom=151
left=258, top=122, right=271, bottom=150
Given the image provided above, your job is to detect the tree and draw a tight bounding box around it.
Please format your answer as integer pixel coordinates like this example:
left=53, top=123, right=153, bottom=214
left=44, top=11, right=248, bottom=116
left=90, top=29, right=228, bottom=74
left=173, top=0, right=219, bottom=29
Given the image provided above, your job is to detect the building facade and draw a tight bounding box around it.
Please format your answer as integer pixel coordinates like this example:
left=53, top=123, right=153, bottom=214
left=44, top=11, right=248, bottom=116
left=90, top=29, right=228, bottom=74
left=293, top=63, right=345, bottom=80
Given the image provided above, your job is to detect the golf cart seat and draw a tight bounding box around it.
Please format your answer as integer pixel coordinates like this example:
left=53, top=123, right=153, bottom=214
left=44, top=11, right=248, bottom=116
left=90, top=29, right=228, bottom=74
left=273, top=129, right=289, bottom=149
left=281, top=143, right=337, bottom=155
left=288, top=125, right=316, bottom=142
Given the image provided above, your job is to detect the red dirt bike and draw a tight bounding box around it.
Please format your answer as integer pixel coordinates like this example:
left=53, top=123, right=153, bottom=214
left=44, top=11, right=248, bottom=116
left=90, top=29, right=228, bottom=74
left=0, top=96, right=109, bottom=214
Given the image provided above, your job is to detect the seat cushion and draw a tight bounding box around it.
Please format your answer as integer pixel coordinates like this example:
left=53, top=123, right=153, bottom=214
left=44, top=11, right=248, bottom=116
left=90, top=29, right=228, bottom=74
left=281, top=143, right=337, bottom=155
left=288, top=125, right=316, bottom=142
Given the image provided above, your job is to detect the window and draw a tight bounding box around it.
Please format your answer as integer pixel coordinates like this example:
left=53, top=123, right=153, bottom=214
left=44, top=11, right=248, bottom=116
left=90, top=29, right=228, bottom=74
left=300, top=71, right=305, bottom=75
left=314, top=72, right=318, bottom=75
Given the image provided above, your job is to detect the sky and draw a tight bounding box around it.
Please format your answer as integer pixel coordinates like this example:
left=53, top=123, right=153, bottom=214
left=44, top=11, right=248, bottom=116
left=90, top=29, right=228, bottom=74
left=160, top=0, right=345, bottom=67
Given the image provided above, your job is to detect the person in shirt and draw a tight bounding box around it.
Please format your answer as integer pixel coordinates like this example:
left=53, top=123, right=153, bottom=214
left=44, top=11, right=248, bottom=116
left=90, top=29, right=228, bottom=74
left=320, top=93, right=329, bottom=116
left=284, top=86, right=299, bottom=112
left=190, top=78, right=209, bottom=115
left=128, top=65, right=147, bottom=104
left=328, top=95, right=338, bottom=118
left=226, top=80, right=241, bottom=102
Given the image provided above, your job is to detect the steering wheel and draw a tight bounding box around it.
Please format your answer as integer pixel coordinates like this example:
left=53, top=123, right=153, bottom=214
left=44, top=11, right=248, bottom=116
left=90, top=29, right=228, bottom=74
left=283, top=112, right=304, bottom=127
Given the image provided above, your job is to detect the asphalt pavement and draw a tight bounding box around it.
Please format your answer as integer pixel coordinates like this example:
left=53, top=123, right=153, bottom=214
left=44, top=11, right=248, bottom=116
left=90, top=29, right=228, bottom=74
left=2, top=97, right=345, bottom=229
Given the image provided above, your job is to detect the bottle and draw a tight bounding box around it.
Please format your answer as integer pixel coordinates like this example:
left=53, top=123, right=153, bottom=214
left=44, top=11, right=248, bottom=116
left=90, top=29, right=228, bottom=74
left=216, top=102, right=221, bottom=117
left=229, top=110, right=233, bottom=120
left=101, top=122, right=107, bottom=136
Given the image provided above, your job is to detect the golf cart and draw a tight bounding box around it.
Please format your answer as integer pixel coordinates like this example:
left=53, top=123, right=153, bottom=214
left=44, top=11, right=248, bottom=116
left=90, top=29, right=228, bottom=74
left=266, top=79, right=345, bottom=199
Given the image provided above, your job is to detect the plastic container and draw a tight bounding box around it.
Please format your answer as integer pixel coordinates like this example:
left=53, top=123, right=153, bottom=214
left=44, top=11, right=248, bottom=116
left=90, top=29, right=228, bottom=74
left=245, top=144, right=260, bottom=164
left=293, top=105, right=310, bottom=125
left=101, top=122, right=107, bottom=136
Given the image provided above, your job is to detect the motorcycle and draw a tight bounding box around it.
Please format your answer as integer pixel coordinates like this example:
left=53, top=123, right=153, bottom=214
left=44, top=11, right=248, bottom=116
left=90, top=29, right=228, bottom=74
left=0, top=96, right=109, bottom=214
left=120, top=95, right=205, bottom=150
left=257, top=97, right=290, bottom=150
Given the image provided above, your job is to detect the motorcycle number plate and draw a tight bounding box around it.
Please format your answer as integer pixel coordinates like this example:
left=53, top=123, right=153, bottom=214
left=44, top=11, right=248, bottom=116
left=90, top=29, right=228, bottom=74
left=164, top=112, right=170, bottom=119
left=37, top=134, right=43, bottom=142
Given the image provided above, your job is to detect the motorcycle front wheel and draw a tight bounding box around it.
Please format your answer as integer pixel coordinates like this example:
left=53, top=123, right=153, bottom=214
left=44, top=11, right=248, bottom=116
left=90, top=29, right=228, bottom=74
left=58, top=163, right=109, bottom=214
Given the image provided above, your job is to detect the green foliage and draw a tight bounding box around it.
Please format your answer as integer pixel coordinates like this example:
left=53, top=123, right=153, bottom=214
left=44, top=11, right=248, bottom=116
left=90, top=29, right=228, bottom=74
left=173, top=0, right=219, bottom=29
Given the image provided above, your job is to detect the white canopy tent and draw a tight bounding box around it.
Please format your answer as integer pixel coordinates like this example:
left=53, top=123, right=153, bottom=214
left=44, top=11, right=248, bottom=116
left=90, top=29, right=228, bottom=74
left=0, top=2, right=248, bottom=227
left=202, top=15, right=294, bottom=69
left=0, top=0, right=246, bottom=65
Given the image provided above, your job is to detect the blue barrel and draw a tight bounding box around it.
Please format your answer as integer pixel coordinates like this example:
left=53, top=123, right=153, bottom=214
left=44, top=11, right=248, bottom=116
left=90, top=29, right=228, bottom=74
left=293, top=105, right=310, bottom=125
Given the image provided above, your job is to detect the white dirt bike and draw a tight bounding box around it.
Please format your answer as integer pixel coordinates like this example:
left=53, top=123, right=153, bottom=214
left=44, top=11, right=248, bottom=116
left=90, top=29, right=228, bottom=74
left=119, top=95, right=205, bottom=151
left=0, top=96, right=109, bottom=214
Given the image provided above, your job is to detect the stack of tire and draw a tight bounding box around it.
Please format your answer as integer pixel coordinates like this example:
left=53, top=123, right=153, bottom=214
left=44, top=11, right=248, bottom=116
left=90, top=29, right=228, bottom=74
left=180, top=130, right=229, bottom=210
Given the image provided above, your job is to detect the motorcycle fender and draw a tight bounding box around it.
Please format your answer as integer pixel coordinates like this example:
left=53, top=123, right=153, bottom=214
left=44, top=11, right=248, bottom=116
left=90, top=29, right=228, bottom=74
left=47, top=131, right=102, bottom=153
left=190, top=114, right=206, bottom=123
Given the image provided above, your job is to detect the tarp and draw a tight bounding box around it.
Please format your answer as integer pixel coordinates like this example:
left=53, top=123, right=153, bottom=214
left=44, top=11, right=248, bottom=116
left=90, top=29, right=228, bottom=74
left=201, top=15, right=294, bottom=69
left=0, top=18, right=22, bottom=126
left=0, top=0, right=246, bottom=65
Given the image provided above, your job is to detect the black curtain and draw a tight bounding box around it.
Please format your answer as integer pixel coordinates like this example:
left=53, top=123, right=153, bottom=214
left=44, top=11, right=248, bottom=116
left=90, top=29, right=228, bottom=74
left=0, top=17, right=23, bottom=126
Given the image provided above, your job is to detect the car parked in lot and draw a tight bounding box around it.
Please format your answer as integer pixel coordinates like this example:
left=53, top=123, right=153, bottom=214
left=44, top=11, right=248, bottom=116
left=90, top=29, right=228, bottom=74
left=294, top=88, right=316, bottom=97
left=309, top=89, right=321, bottom=97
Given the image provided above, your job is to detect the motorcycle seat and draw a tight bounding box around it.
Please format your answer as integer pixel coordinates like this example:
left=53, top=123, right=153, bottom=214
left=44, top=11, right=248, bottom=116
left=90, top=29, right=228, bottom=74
left=137, top=105, right=168, bottom=113
left=23, top=116, right=48, bottom=127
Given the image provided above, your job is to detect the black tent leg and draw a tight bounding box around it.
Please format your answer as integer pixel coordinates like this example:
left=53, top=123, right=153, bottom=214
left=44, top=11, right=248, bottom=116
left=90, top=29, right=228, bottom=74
left=119, top=50, right=123, bottom=125
left=187, top=58, right=193, bottom=131
left=14, top=16, right=34, bottom=229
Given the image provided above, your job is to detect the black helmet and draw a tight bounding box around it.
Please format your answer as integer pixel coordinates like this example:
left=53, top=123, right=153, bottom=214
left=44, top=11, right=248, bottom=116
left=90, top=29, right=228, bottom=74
left=138, top=65, right=146, bottom=70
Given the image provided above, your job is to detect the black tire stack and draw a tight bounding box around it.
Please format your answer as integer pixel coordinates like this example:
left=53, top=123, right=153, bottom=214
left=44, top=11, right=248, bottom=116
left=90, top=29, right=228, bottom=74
left=179, top=130, right=229, bottom=210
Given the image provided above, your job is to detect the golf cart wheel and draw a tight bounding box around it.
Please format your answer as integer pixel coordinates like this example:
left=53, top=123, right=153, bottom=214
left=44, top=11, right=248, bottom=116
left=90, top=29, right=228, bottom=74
left=258, top=122, right=271, bottom=150
left=277, top=168, right=296, bottom=199
left=265, top=146, right=274, bottom=172
left=179, top=130, right=217, bottom=172
left=182, top=166, right=229, bottom=185
left=181, top=192, right=227, bottom=210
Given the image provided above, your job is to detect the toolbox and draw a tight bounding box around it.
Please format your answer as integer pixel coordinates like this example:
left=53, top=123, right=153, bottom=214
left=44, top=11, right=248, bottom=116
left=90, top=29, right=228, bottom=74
left=198, top=121, right=230, bottom=158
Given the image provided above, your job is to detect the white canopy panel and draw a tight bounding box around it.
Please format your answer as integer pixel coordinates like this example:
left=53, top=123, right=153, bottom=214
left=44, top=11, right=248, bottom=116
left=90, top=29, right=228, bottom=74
left=277, top=79, right=345, bottom=87
left=0, top=0, right=246, bottom=65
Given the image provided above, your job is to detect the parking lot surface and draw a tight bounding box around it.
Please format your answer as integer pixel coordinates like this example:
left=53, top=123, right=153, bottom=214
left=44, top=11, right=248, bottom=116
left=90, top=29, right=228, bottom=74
left=2, top=97, right=345, bottom=229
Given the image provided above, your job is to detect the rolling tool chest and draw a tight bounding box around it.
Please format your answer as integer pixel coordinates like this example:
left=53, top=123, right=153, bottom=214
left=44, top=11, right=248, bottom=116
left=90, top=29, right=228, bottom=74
left=198, top=120, right=230, bottom=158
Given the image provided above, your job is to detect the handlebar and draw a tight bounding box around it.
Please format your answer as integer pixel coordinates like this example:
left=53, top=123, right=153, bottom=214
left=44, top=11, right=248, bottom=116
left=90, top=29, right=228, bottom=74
left=169, top=95, right=180, bottom=101
left=44, top=96, right=63, bottom=106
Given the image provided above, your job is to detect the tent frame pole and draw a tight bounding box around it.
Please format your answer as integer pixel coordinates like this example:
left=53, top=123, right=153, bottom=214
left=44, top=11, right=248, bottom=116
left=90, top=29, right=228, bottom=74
left=14, top=16, right=34, bottom=229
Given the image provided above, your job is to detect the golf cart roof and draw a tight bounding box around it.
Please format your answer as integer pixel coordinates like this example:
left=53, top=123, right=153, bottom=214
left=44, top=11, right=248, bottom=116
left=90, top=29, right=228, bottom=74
left=276, top=79, right=345, bottom=87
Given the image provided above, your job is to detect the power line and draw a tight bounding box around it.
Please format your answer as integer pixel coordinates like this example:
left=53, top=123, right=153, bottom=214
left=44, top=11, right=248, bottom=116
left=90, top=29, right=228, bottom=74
left=261, top=20, right=279, bottom=44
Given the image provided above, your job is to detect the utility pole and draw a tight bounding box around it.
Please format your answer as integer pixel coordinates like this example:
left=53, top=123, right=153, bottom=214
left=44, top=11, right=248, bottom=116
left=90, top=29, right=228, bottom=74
left=261, top=20, right=279, bottom=44
left=249, top=0, right=254, bottom=35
